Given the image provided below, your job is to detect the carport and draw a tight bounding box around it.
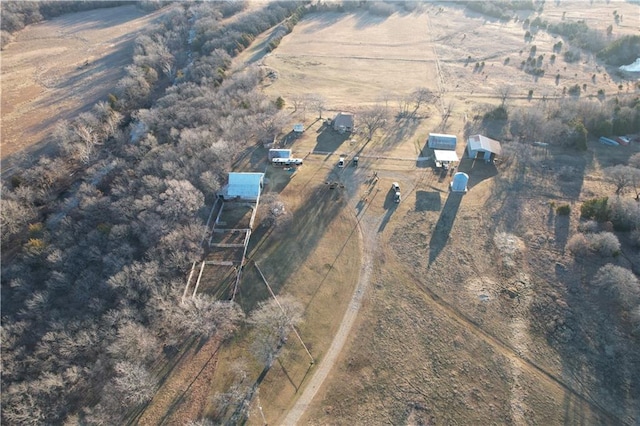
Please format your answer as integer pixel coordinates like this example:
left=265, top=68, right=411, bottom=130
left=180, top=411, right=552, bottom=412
left=434, top=149, right=459, bottom=169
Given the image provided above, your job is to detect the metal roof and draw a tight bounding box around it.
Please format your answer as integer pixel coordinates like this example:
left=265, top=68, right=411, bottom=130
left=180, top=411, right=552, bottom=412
left=434, top=149, right=459, bottom=162
left=468, top=134, right=502, bottom=155
left=227, top=173, right=264, bottom=199
left=428, top=133, right=457, bottom=150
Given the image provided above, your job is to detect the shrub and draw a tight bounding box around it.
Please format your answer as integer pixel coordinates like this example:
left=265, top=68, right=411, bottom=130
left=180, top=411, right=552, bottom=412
left=580, top=197, right=609, bottom=221
left=567, top=84, right=581, bottom=96
left=275, top=96, right=285, bottom=110
left=593, top=264, right=640, bottom=310
left=586, top=232, right=621, bottom=256
left=556, top=204, right=571, bottom=215
left=567, top=233, right=590, bottom=256
left=609, top=197, right=640, bottom=231
left=577, top=220, right=599, bottom=233
left=564, top=49, right=581, bottom=63
left=484, top=105, right=508, bottom=121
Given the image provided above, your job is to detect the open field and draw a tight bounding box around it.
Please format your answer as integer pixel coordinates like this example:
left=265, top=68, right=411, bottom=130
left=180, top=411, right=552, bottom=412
left=4, top=1, right=638, bottom=424
left=0, top=5, right=169, bottom=162
left=245, top=2, right=640, bottom=425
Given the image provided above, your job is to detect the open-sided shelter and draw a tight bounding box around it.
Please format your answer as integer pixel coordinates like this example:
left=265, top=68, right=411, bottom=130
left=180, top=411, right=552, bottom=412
left=467, top=134, right=502, bottom=161
left=434, top=149, right=459, bottom=168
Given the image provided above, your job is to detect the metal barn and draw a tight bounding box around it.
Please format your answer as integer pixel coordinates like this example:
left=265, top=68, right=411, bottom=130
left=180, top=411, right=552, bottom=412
left=428, top=133, right=458, bottom=150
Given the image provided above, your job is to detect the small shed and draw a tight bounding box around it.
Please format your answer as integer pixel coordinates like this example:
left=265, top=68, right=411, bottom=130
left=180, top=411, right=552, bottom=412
left=428, top=133, right=457, bottom=150
left=332, top=112, right=355, bottom=133
left=467, top=134, right=502, bottom=161
left=450, top=172, right=469, bottom=193
left=268, top=148, right=292, bottom=160
left=225, top=172, right=264, bottom=200
left=293, top=123, right=304, bottom=133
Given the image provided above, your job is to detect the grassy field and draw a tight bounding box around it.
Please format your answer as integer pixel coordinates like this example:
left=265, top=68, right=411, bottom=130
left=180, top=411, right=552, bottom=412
left=0, top=5, right=170, bottom=163
left=249, top=2, right=640, bottom=424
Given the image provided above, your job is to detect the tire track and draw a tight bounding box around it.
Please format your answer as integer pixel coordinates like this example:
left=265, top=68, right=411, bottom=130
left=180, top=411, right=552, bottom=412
left=407, top=267, right=627, bottom=425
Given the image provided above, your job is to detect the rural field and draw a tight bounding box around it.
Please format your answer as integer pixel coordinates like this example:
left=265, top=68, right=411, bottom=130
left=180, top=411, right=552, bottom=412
left=1, top=1, right=639, bottom=425
left=246, top=1, right=640, bottom=425
left=0, top=5, right=169, bottom=164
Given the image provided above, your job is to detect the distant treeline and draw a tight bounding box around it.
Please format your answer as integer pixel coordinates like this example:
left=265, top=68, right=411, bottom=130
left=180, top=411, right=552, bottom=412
left=1, top=1, right=304, bottom=424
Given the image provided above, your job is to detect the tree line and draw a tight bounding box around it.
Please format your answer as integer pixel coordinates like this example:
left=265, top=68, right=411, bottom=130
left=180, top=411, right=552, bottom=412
left=1, top=2, right=305, bottom=424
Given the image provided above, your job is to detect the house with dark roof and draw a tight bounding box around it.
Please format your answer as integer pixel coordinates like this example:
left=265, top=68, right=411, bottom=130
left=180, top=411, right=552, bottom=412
left=332, top=112, right=354, bottom=133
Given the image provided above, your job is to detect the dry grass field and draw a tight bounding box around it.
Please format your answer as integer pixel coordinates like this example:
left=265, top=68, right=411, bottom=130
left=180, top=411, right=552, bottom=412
left=245, top=2, right=640, bottom=425
left=0, top=5, right=169, bottom=163
left=3, top=1, right=639, bottom=424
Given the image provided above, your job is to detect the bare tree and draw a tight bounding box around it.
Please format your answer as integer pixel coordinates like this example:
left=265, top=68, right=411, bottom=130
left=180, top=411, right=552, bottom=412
left=397, top=95, right=412, bottom=118
left=290, top=94, right=306, bottom=113
left=359, top=105, right=388, bottom=141
left=496, top=84, right=513, bottom=107
left=629, top=153, right=640, bottom=169
left=410, top=87, right=435, bottom=116
left=248, top=295, right=303, bottom=366
left=603, top=165, right=637, bottom=195
left=593, top=264, right=640, bottom=310
left=112, top=361, right=157, bottom=407
left=307, top=94, right=326, bottom=119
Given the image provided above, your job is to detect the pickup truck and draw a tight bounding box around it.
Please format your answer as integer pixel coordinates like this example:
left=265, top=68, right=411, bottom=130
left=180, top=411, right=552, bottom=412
left=392, top=182, right=401, bottom=203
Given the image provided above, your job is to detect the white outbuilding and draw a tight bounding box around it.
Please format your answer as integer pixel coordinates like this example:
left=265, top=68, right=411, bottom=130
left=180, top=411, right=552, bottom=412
left=224, top=173, right=264, bottom=200
left=268, top=148, right=292, bottom=160
left=450, top=172, right=469, bottom=193
left=467, top=134, right=502, bottom=162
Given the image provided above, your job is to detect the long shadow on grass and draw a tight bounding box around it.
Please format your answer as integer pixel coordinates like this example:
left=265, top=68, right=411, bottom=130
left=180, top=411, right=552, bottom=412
left=313, top=127, right=351, bottom=154
left=428, top=192, right=463, bottom=266
left=378, top=186, right=399, bottom=233
left=241, top=184, right=347, bottom=313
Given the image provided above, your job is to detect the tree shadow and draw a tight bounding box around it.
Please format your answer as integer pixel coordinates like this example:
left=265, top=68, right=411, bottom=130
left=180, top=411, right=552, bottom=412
left=428, top=192, right=463, bottom=265
left=554, top=213, right=570, bottom=252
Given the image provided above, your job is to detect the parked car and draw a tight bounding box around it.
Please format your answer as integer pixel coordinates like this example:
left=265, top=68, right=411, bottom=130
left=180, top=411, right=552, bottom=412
left=392, top=182, right=401, bottom=203
left=338, top=157, right=345, bottom=167
left=353, top=156, right=359, bottom=166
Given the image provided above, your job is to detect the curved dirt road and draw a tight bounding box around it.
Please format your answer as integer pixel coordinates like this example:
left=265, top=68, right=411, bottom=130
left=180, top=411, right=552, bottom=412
left=282, top=190, right=382, bottom=425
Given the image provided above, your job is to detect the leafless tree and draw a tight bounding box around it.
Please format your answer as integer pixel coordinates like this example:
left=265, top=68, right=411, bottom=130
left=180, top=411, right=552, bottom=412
left=248, top=295, right=303, bottom=366
left=593, top=264, right=640, bottom=310
left=178, top=296, right=244, bottom=339
left=629, top=153, right=640, bottom=169
left=306, top=94, right=326, bottom=119
left=410, top=87, right=435, bottom=116
left=157, top=179, right=204, bottom=221
left=496, top=84, right=513, bottom=107
left=603, top=165, right=637, bottom=195
left=112, top=361, right=157, bottom=407
left=290, top=94, right=306, bottom=113
left=359, top=105, right=388, bottom=141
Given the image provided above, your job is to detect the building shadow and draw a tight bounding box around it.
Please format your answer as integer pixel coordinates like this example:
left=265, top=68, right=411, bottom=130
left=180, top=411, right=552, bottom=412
left=428, top=192, right=464, bottom=265
left=313, top=127, right=351, bottom=153
left=457, top=156, right=498, bottom=189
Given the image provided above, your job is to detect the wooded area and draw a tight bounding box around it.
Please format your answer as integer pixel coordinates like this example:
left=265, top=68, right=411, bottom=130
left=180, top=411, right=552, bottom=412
left=1, top=2, right=305, bottom=423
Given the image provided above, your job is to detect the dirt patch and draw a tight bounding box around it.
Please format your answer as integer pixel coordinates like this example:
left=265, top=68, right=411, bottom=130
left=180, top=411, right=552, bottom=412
left=0, top=5, right=170, bottom=163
